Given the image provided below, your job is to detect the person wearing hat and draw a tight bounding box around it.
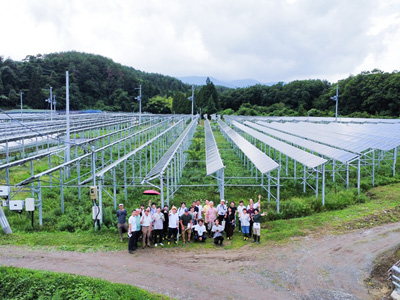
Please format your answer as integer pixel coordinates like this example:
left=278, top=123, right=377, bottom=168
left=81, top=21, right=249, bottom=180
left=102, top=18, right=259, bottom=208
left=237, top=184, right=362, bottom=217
left=116, top=204, right=128, bottom=242
left=167, top=206, right=179, bottom=245
left=180, top=208, right=193, bottom=245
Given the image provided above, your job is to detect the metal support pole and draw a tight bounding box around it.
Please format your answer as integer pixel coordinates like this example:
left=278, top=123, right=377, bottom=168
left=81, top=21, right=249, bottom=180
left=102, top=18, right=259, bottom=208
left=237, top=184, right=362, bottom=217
left=357, top=158, right=361, bottom=195
left=65, top=71, right=71, bottom=177
left=322, top=164, right=325, bottom=206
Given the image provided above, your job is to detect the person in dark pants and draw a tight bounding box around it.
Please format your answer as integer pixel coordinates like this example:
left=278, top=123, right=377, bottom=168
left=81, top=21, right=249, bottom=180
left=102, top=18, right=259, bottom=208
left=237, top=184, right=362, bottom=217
left=212, top=219, right=224, bottom=246
left=247, top=203, right=255, bottom=236
left=117, top=204, right=128, bottom=242
left=162, top=205, right=169, bottom=238
left=152, top=206, right=165, bottom=247
left=225, top=206, right=235, bottom=240
left=128, top=210, right=137, bottom=254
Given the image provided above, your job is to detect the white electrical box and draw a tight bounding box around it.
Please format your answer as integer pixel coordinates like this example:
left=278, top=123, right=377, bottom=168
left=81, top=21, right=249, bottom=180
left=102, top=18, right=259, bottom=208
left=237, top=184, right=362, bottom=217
left=92, top=206, right=102, bottom=220
left=0, top=186, right=10, bottom=197
left=25, top=198, right=35, bottom=211
left=9, top=200, right=24, bottom=211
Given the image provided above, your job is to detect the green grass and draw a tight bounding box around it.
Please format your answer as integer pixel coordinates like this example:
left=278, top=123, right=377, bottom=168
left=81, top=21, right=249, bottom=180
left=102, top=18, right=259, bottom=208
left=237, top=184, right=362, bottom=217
left=0, top=266, right=170, bottom=300
left=1, top=183, right=399, bottom=251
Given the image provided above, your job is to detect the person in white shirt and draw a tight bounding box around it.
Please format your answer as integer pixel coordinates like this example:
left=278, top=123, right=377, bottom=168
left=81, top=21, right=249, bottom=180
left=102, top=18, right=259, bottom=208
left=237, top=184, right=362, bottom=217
left=212, top=219, right=224, bottom=246
left=196, top=199, right=203, bottom=220
left=140, top=208, right=153, bottom=249
left=167, top=206, right=179, bottom=245
left=239, top=208, right=251, bottom=241
left=128, top=210, right=137, bottom=254
left=247, top=194, right=261, bottom=210
left=193, top=219, right=207, bottom=242
left=237, top=200, right=245, bottom=232
left=177, top=202, right=186, bottom=219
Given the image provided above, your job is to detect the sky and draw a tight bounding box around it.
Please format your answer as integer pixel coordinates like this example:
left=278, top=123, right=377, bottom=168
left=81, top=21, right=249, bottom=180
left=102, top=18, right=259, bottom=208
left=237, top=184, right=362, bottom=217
left=1, top=0, right=399, bottom=84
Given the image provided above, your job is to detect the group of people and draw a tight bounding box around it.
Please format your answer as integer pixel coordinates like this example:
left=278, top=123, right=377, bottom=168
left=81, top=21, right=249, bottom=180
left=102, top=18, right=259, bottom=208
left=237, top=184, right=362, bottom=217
left=116, top=195, right=267, bottom=254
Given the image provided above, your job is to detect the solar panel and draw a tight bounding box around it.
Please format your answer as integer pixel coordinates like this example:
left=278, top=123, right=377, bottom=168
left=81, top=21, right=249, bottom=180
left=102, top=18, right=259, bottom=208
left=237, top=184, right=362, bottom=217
left=231, top=121, right=327, bottom=169
left=218, top=120, right=279, bottom=174
left=204, top=119, right=224, bottom=176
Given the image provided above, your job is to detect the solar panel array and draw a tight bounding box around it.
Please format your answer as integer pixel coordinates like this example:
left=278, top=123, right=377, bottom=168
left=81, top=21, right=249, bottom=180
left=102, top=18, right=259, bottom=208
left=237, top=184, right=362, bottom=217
left=218, top=120, right=279, bottom=174
left=204, top=119, right=224, bottom=176
left=258, top=121, right=391, bottom=153
left=144, top=118, right=198, bottom=180
left=231, top=120, right=327, bottom=169
left=244, top=121, right=358, bottom=164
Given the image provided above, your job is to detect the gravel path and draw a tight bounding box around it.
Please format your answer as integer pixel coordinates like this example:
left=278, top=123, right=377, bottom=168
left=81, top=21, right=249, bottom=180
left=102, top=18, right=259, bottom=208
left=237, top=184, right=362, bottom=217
left=1, top=222, right=400, bottom=299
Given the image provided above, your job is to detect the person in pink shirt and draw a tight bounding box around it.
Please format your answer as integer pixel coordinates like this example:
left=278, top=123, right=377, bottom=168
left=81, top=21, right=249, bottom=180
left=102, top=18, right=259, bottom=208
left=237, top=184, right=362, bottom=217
left=206, top=201, right=217, bottom=237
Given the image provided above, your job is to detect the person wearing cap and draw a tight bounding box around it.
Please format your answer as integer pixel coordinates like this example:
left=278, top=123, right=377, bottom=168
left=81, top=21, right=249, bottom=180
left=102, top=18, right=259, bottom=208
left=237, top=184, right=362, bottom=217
left=167, top=206, right=179, bottom=245
left=128, top=210, right=137, bottom=253
left=116, top=204, right=128, bottom=242
left=180, top=208, right=193, bottom=245
left=217, top=199, right=227, bottom=225
left=193, top=219, right=207, bottom=242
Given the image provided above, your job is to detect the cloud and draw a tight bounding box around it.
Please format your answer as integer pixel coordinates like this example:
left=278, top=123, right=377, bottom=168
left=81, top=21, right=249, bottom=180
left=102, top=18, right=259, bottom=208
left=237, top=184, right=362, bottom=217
left=1, top=0, right=399, bottom=83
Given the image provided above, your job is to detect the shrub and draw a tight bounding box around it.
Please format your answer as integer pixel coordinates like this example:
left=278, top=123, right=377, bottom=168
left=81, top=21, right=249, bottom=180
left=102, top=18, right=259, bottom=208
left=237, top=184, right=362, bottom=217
left=0, top=266, right=168, bottom=300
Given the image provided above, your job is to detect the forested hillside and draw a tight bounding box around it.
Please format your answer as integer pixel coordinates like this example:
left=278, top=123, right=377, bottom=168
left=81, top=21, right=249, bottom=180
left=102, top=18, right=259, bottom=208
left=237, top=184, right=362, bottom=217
left=1, top=51, right=399, bottom=117
left=215, top=69, right=400, bottom=118
left=0, top=51, right=188, bottom=112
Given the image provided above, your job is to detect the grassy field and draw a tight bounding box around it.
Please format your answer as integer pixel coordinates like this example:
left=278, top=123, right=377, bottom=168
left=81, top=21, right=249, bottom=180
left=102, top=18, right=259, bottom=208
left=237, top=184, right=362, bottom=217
left=1, top=182, right=399, bottom=252
left=0, top=266, right=170, bottom=300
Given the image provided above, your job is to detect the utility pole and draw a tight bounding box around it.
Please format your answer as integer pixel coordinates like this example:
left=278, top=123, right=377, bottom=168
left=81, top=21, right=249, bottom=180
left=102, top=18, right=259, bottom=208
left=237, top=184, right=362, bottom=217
left=49, top=86, right=53, bottom=121
left=330, top=85, right=339, bottom=122
left=65, top=72, right=70, bottom=176
left=188, top=85, right=194, bottom=119
left=135, top=84, right=142, bottom=124
left=20, top=91, right=23, bottom=117
left=53, top=94, right=56, bottom=115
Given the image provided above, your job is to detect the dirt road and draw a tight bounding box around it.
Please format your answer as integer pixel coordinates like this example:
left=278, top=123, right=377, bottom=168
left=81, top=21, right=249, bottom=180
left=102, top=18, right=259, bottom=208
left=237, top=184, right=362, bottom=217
left=1, top=222, right=400, bottom=299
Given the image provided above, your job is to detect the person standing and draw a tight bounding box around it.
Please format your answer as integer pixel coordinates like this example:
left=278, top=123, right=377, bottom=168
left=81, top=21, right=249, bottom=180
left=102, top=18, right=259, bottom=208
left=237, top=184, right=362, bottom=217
left=237, top=201, right=245, bottom=233
left=162, top=205, right=169, bottom=238
left=196, top=199, right=203, bottom=220
left=177, top=202, right=186, bottom=219
left=135, top=209, right=142, bottom=247
left=202, top=199, right=210, bottom=221
left=225, top=206, right=235, bottom=240
left=141, top=208, right=153, bottom=249
left=217, top=199, right=227, bottom=225
left=128, top=210, right=137, bottom=254
left=206, top=201, right=217, bottom=238
left=252, top=209, right=267, bottom=244
left=116, top=204, right=128, bottom=242
left=180, top=208, right=193, bottom=245
left=247, top=203, right=255, bottom=236
left=240, top=208, right=250, bottom=240
left=247, top=194, right=261, bottom=210
left=152, top=206, right=165, bottom=247
left=167, top=206, right=179, bottom=245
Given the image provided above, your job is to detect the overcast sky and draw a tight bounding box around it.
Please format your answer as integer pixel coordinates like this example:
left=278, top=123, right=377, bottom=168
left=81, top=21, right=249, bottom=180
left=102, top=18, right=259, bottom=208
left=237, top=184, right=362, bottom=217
left=1, top=0, right=399, bottom=83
